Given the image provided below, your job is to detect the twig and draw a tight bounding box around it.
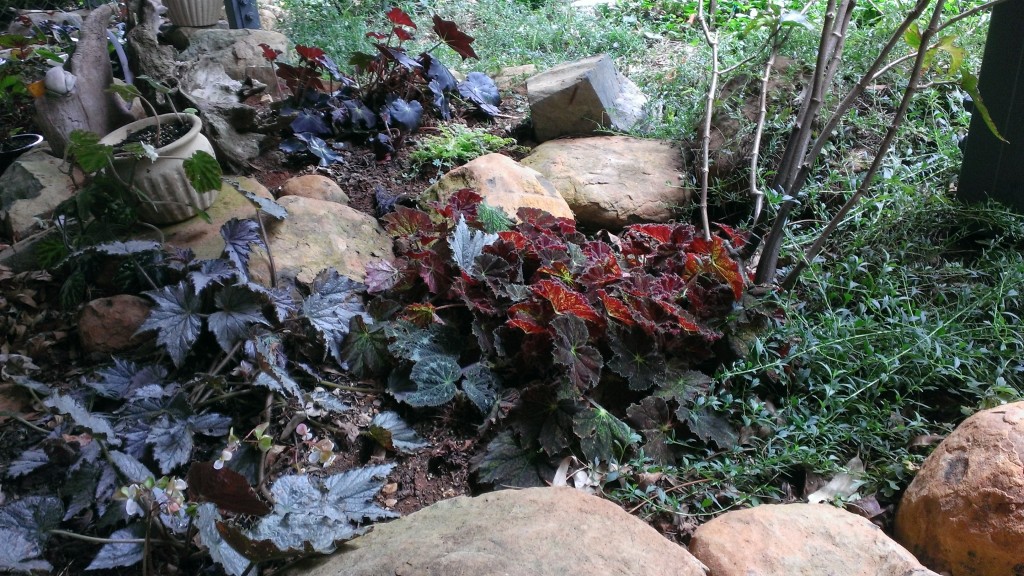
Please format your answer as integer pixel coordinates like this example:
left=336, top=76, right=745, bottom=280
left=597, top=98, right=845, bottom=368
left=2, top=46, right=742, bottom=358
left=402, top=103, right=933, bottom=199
left=781, top=0, right=948, bottom=290
left=49, top=529, right=160, bottom=545
left=257, top=393, right=275, bottom=501
left=1, top=412, right=49, bottom=434
left=255, top=209, right=277, bottom=288
left=748, top=45, right=778, bottom=228
left=696, top=0, right=720, bottom=241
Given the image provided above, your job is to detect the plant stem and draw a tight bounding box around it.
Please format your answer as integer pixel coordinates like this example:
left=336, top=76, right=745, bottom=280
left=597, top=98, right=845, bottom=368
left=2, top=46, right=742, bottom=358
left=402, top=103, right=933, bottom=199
left=48, top=529, right=155, bottom=545
left=696, top=0, right=720, bottom=241
left=1, top=412, right=49, bottom=434
left=781, top=0, right=948, bottom=290
left=255, top=209, right=277, bottom=288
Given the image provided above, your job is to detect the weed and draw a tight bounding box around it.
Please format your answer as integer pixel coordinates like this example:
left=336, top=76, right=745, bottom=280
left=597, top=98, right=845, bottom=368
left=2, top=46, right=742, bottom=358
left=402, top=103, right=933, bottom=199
left=408, top=124, right=521, bottom=179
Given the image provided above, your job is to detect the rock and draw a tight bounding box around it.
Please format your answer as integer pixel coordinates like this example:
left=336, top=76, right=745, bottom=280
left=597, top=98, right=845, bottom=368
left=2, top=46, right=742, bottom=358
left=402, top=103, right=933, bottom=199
left=526, top=54, right=647, bottom=143
left=522, top=136, right=689, bottom=230
left=290, top=487, right=708, bottom=576
left=160, top=176, right=274, bottom=260
left=280, top=175, right=349, bottom=205
left=0, top=146, right=79, bottom=241
left=494, top=64, right=537, bottom=91
left=690, top=503, right=938, bottom=576
left=894, top=401, right=1024, bottom=575
left=249, top=195, right=393, bottom=286
left=167, top=28, right=288, bottom=88
left=0, top=230, right=58, bottom=272
left=78, top=295, right=153, bottom=354
left=423, top=153, right=574, bottom=222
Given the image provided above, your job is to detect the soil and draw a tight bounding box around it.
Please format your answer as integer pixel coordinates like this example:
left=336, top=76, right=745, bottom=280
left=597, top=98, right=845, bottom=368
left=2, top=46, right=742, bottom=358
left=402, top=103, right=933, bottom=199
left=119, top=118, right=192, bottom=150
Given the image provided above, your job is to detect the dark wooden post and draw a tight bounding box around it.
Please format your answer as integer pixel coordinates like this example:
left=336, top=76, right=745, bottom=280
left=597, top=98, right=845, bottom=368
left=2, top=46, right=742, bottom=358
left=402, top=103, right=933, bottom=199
left=958, top=0, right=1024, bottom=211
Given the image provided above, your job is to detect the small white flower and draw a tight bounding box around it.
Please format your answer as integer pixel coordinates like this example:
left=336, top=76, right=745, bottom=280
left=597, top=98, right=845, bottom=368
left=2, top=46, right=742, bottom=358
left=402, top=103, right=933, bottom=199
left=296, top=423, right=313, bottom=442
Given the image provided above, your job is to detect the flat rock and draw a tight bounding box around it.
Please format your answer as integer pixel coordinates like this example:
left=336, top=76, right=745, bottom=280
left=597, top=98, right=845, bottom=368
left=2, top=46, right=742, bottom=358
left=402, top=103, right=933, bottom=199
left=249, top=195, right=393, bottom=286
left=894, top=401, right=1024, bottom=575
left=526, top=54, right=646, bottom=143
left=78, top=295, right=153, bottom=354
left=280, top=175, right=349, bottom=205
left=290, top=487, right=708, bottom=576
left=423, top=153, right=574, bottom=222
left=0, top=147, right=79, bottom=241
left=522, top=136, right=689, bottom=230
left=690, top=503, right=938, bottom=576
left=160, top=176, right=274, bottom=260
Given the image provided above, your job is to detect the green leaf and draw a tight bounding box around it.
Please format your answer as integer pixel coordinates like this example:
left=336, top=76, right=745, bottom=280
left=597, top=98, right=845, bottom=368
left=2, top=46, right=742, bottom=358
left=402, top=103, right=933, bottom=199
left=45, top=394, right=119, bottom=445
left=473, top=431, right=545, bottom=488
left=367, top=411, right=428, bottom=454
left=551, top=315, right=603, bottom=391
left=340, top=316, right=390, bottom=377
left=406, top=355, right=461, bottom=407
left=461, top=362, right=501, bottom=414
left=248, top=465, right=397, bottom=553
left=107, top=450, right=155, bottom=483
left=68, top=130, right=114, bottom=173
left=681, top=406, right=739, bottom=450
left=196, top=503, right=251, bottom=576
left=303, top=269, right=368, bottom=365
left=572, top=405, right=636, bottom=464
left=608, top=327, right=667, bottom=390
left=778, top=10, right=813, bottom=30
left=654, top=370, right=712, bottom=405
left=477, top=202, right=513, bottom=233
left=224, top=178, right=289, bottom=220
left=0, top=496, right=62, bottom=572
left=210, top=286, right=269, bottom=351
left=139, top=282, right=203, bottom=367
left=86, top=525, right=144, bottom=571
left=960, top=68, right=1009, bottom=143
left=625, top=397, right=679, bottom=465
left=183, top=150, right=223, bottom=193
left=147, top=415, right=192, bottom=473
left=449, top=216, right=498, bottom=276
left=106, top=82, right=144, bottom=101
left=903, top=22, right=921, bottom=50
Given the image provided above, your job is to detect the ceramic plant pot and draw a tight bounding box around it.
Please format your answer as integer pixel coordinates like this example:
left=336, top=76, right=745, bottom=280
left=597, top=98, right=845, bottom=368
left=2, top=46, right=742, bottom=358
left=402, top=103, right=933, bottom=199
left=100, top=113, right=218, bottom=225
left=0, top=133, right=44, bottom=175
left=164, top=0, right=222, bottom=27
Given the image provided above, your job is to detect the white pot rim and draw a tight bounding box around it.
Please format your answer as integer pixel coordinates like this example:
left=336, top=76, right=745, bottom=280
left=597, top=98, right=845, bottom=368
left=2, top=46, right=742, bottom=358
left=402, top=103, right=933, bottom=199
left=99, top=113, right=204, bottom=155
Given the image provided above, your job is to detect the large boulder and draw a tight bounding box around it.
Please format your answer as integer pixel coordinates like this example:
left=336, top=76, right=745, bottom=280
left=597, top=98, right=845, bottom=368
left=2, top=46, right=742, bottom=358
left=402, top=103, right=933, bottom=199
left=161, top=176, right=274, bottom=260
left=0, top=147, right=79, bottom=241
left=423, top=153, right=574, bottom=221
left=690, top=503, right=938, bottom=576
left=279, top=175, right=350, bottom=205
left=522, top=136, right=689, bottom=230
left=167, top=28, right=289, bottom=88
left=250, top=195, right=394, bottom=286
left=290, top=487, right=708, bottom=576
left=894, top=401, right=1024, bottom=575
left=526, top=54, right=647, bottom=143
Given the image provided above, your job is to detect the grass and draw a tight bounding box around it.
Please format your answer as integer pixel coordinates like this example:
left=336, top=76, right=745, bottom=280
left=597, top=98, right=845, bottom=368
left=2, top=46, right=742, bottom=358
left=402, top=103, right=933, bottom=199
left=276, top=0, right=1020, bottom=527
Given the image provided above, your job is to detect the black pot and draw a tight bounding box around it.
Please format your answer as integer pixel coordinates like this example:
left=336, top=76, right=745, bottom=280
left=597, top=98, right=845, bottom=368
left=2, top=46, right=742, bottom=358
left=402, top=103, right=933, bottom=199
left=0, top=133, right=44, bottom=175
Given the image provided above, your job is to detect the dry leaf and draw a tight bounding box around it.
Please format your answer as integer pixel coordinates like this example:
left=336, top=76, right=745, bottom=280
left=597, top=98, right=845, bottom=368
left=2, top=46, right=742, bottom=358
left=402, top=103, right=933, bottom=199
left=807, top=456, right=866, bottom=503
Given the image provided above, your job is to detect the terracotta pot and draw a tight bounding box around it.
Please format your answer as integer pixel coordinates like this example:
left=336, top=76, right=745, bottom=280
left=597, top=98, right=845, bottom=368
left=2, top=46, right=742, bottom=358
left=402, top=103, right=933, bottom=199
left=0, top=133, right=44, bottom=175
left=100, top=113, right=219, bottom=225
left=164, top=0, right=222, bottom=27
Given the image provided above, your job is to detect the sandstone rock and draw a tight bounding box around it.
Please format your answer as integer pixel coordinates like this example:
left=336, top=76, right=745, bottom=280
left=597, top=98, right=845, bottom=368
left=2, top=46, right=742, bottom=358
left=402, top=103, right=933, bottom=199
left=894, top=401, right=1024, bottom=575
left=290, top=487, right=707, bottom=576
left=526, top=54, right=647, bottom=143
left=0, top=147, right=79, bottom=241
left=423, top=153, right=574, bottom=222
left=522, top=136, right=689, bottom=230
left=250, top=195, right=393, bottom=286
left=280, top=175, right=349, bottom=205
left=78, top=295, right=153, bottom=354
left=160, top=176, right=274, bottom=260
left=495, top=64, right=537, bottom=91
left=168, top=28, right=288, bottom=88
left=690, top=503, right=938, bottom=576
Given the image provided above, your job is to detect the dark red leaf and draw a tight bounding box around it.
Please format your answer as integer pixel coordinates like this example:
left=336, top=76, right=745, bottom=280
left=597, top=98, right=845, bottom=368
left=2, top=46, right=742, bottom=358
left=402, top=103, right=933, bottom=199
left=626, top=223, right=675, bottom=243
left=715, top=222, right=748, bottom=249
left=411, top=250, right=452, bottom=295
left=432, top=15, right=479, bottom=60
left=393, top=26, right=414, bottom=41
left=258, top=43, right=280, bottom=61
left=597, top=290, right=635, bottom=326
left=532, top=279, right=602, bottom=324
left=401, top=303, right=441, bottom=327
left=383, top=206, right=435, bottom=240
left=387, top=6, right=417, bottom=29
left=187, top=462, right=271, bottom=516
left=508, top=301, right=549, bottom=334
left=217, top=522, right=299, bottom=561
left=295, top=45, right=325, bottom=62
left=365, top=31, right=388, bottom=40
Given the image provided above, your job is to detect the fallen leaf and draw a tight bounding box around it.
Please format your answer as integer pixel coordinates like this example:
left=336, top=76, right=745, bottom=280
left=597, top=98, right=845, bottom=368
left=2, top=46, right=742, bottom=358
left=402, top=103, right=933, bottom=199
left=807, top=456, right=866, bottom=503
